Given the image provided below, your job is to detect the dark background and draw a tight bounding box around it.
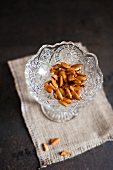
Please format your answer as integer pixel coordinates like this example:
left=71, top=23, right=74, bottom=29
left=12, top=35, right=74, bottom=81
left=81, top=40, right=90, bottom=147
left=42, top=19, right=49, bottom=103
left=0, top=0, right=113, bottom=169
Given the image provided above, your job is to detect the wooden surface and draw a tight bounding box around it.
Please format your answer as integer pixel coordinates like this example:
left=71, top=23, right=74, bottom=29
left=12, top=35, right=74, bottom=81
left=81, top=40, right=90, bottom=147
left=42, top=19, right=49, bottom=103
left=0, top=0, right=113, bottom=169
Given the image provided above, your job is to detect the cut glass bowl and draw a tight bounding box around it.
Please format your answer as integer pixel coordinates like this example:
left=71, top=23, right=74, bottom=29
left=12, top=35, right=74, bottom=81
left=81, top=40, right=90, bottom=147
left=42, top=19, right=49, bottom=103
left=25, top=41, right=103, bottom=122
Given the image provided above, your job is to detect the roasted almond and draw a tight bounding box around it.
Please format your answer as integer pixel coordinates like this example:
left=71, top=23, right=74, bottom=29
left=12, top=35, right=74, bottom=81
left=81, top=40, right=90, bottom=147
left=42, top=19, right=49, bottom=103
left=71, top=63, right=83, bottom=70
left=56, top=88, right=63, bottom=100
left=61, top=150, right=71, bottom=156
left=59, top=75, right=64, bottom=87
left=77, top=72, right=86, bottom=77
left=44, top=82, right=53, bottom=93
left=58, top=100, right=68, bottom=107
left=60, top=70, right=67, bottom=82
left=46, top=86, right=53, bottom=93
left=44, top=82, right=49, bottom=89
left=66, top=70, right=75, bottom=75
left=63, top=82, right=69, bottom=89
left=66, top=87, right=72, bottom=99
left=45, top=62, right=86, bottom=106
left=69, top=85, right=75, bottom=91
left=52, top=63, right=61, bottom=69
left=61, top=62, right=71, bottom=69
left=71, top=90, right=80, bottom=100
left=42, top=143, right=48, bottom=151
left=50, top=138, right=60, bottom=145
left=50, top=68, right=59, bottom=74
left=63, top=98, right=72, bottom=104
left=51, top=77, right=58, bottom=88
left=74, top=85, right=84, bottom=91
left=68, top=75, right=75, bottom=81
left=66, top=67, right=75, bottom=72
left=59, top=88, right=66, bottom=97
left=54, top=70, right=60, bottom=75
left=52, top=74, right=58, bottom=81
left=49, top=83, right=56, bottom=91
left=74, top=73, right=77, bottom=77
left=73, top=79, right=82, bottom=86
left=77, top=76, right=87, bottom=82
left=50, top=68, right=56, bottom=73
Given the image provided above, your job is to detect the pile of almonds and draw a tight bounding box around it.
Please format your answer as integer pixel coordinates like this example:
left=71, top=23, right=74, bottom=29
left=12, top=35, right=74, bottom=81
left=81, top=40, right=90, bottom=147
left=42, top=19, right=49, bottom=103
left=42, top=138, right=70, bottom=156
left=44, top=62, right=87, bottom=106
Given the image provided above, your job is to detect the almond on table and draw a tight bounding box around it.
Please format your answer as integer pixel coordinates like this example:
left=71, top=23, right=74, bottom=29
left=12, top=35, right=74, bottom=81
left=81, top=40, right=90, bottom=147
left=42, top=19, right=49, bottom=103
left=50, top=138, right=60, bottom=145
left=61, top=150, right=71, bottom=156
left=42, top=143, right=48, bottom=151
left=44, top=62, right=87, bottom=106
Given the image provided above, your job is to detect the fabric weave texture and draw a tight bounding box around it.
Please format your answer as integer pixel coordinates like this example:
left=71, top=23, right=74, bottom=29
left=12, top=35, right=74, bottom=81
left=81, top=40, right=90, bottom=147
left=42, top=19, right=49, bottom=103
left=8, top=45, right=113, bottom=168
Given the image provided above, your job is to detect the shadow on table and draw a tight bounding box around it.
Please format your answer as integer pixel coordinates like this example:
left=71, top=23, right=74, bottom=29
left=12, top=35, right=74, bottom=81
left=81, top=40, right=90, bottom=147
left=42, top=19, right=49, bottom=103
left=103, top=72, right=113, bottom=109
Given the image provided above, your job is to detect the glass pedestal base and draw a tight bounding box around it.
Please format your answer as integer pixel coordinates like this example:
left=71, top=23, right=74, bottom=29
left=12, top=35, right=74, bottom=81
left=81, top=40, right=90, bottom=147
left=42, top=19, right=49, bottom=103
left=41, top=105, right=78, bottom=122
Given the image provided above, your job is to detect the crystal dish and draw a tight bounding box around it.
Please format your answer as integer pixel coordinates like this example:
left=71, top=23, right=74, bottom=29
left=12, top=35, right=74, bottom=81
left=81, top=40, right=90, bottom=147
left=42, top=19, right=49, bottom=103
left=25, top=41, right=103, bottom=122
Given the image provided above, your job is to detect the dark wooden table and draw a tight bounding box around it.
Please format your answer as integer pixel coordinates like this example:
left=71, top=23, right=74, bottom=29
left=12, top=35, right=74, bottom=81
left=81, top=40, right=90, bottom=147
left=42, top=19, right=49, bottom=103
left=0, top=0, right=113, bottom=169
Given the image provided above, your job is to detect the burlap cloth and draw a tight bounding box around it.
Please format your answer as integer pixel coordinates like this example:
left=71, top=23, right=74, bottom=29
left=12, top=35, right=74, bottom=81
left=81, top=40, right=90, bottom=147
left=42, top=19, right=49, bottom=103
left=8, top=45, right=113, bottom=168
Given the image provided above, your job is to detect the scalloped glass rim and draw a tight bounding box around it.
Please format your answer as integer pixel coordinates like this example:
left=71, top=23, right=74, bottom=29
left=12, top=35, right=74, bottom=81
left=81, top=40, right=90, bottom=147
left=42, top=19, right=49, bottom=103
left=25, top=41, right=103, bottom=122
